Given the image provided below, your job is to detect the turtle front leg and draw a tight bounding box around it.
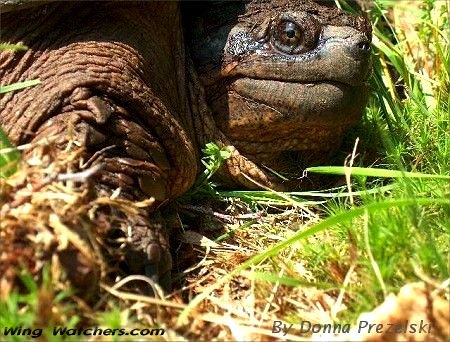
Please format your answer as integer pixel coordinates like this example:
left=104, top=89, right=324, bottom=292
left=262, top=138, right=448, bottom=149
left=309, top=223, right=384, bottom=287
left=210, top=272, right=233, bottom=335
left=0, top=2, right=198, bottom=294
left=17, top=89, right=179, bottom=293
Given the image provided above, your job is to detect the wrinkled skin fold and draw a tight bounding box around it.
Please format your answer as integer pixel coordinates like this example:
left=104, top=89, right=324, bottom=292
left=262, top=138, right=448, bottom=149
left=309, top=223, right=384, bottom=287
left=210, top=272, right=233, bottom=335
left=0, top=2, right=199, bottom=290
left=0, top=0, right=372, bottom=291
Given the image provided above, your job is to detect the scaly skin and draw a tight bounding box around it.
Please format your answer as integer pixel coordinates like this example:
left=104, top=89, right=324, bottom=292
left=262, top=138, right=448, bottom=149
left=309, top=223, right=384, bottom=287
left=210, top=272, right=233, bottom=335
left=0, top=0, right=372, bottom=291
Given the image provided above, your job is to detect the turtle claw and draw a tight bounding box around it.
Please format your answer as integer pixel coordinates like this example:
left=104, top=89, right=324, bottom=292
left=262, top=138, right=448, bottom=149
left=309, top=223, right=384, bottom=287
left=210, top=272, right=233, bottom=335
left=144, top=262, right=171, bottom=294
left=122, top=212, right=172, bottom=294
left=143, top=244, right=172, bottom=293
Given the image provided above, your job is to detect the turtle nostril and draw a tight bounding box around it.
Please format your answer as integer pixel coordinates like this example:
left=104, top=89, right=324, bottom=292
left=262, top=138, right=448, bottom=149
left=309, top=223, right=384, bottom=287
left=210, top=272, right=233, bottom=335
left=345, top=34, right=371, bottom=59
left=357, top=41, right=371, bottom=51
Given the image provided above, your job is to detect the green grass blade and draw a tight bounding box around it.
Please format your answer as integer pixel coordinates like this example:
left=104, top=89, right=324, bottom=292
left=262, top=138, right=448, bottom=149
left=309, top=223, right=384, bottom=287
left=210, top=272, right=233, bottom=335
left=0, top=79, right=41, bottom=94
left=0, top=127, right=20, bottom=178
left=0, top=43, right=28, bottom=51
left=306, top=166, right=450, bottom=179
left=221, top=184, right=396, bottom=199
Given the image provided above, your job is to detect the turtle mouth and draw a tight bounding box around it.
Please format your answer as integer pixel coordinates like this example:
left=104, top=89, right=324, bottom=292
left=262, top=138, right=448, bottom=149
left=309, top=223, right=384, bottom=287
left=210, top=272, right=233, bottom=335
left=210, top=77, right=369, bottom=143
left=229, top=77, right=369, bottom=115
left=230, top=71, right=370, bottom=88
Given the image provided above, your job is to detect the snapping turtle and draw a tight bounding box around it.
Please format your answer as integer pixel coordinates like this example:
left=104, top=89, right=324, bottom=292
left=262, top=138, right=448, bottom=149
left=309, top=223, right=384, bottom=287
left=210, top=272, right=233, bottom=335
left=0, top=0, right=371, bottom=290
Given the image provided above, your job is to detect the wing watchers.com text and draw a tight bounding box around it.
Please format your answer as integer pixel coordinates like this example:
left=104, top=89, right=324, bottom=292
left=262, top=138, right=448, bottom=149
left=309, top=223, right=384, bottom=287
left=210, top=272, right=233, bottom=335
left=2, top=326, right=165, bottom=338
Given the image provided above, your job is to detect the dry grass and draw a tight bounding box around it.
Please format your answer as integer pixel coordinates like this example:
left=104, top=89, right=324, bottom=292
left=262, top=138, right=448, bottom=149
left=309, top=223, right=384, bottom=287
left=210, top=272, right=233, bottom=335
left=0, top=141, right=327, bottom=339
left=1, top=140, right=448, bottom=341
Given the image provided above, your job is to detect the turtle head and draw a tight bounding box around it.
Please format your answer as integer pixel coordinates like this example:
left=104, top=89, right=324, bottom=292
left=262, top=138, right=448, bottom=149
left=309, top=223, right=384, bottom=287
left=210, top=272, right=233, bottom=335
left=186, top=0, right=372, bottom=188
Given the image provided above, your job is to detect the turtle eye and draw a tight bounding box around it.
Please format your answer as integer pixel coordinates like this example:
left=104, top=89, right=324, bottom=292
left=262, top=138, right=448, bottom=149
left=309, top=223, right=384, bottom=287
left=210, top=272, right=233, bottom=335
left=272, top=20, right=303, bottom=54
left=271, top=16, right=320, bottom=55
